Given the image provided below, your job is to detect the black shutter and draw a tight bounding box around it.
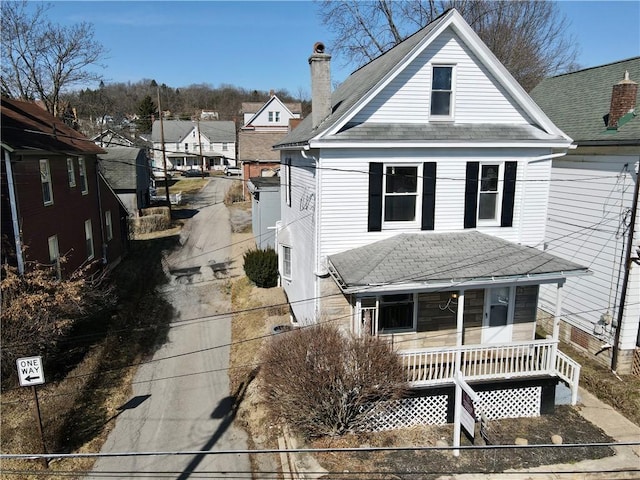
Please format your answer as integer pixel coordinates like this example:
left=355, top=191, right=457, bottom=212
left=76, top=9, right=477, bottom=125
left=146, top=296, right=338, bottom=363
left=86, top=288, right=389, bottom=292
left=501, top=161, right=517, bottom=227
left=368, top=162, right=383, bottom=232
left=464, top=162, right=479, bottom=229
left=421, top=162, right=436, bottom=230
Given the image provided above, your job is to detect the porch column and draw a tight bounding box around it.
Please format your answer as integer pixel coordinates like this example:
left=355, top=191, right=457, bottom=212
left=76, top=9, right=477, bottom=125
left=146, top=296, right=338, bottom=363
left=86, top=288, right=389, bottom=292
left=455, top=291, right=465, bottom=373
left=550, top=283, right=564, bottom=373
left=553, top=283, right=564, bottom=341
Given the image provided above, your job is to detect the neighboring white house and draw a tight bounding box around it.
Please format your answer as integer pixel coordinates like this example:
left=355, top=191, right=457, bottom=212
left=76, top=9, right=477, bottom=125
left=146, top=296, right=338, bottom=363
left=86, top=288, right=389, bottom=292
left=239, top=94, right=302, bottom=184
left=273, top=9, right=590, bottom=422
left=151, top=120, right=236, bottom=173
left=531, top=58, right=640, bottom=375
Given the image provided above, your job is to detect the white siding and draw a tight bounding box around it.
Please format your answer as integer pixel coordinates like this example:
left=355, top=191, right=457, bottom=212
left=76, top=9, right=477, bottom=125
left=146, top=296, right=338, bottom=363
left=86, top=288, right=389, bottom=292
left=317, top=148, right=553, bottom=260
left=278, top=150, right=318, bottom=324
left=352, top=29, right=531, bottom=125
left=249, top=98, right=299, bottom=130
left=539, top=154, right=640, bottom=349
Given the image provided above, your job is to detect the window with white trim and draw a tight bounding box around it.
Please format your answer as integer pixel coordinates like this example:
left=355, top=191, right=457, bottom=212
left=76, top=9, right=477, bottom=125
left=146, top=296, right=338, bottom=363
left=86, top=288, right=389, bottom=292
left=40, top=159, right=53, bottom=205
left=48, top=235, right=59, bottom=263
left=383, top=165, right=419, bottom=225
left=222, top=142, right=228, bottom=151
left=430, top=65, right=453, bottom=118
left=268, top=111, right=280, bottom=122
left=378, top=294, right=416, bottom=333
left=78, top=157, right=88, bottom=195
left=67, top=158, right=76, bottom=187
left=282, top=245, right=292, bottom=279
left=105, top=210, right=113, bottom=241
left=84, top=219, right=94, bottom=260
left=478, top=163, right=502, bottom=222
left=284, top=157, right=292, bottom=207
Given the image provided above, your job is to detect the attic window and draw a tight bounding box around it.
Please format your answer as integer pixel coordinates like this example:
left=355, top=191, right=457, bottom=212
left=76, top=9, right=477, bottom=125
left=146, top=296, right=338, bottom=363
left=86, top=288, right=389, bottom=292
left=430, top=66, right=454, bottom=118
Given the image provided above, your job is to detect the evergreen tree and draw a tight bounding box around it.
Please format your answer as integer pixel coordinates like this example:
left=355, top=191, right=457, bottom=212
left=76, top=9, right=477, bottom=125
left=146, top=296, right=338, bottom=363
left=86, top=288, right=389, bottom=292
left=136, top=95, right=156, bottom=133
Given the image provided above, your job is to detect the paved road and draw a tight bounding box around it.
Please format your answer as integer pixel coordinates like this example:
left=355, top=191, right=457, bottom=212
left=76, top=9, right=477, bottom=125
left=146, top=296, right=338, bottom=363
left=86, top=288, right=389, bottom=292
left=91, top=178, right=252, bottom=479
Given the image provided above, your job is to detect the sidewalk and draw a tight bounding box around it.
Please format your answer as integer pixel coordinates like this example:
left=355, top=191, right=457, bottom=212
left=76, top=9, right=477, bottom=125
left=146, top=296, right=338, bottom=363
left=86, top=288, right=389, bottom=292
left=447, top=386, right=640, bottom=480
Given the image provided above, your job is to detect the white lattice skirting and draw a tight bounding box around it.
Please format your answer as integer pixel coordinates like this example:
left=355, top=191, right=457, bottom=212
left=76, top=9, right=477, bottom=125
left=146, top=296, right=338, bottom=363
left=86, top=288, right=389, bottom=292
left=360, top=395, right=448, bottom=431
left=359, top=386, right=542, bottom=432
left=477, top=386, right=541, bottom=420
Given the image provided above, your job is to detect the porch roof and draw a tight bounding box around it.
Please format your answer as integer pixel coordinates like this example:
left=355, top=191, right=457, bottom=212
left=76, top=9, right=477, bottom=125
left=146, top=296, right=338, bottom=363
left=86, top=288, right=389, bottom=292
left=327, top=231, right=589, bottom=293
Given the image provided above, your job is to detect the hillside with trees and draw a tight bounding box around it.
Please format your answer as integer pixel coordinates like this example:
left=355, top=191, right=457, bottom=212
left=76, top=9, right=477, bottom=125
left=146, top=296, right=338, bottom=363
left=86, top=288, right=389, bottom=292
left=64, top=80, right=311, bottom=137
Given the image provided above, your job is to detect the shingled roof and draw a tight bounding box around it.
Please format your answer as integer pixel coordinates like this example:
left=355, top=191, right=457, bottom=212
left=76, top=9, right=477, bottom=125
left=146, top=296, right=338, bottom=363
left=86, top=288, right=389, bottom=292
left=530, top=57, right=640, bottom=145
left=99, top=146, right=146, bottom=190
left=328, top=231, right=588, bottom=293
left=151, top=120, right=236, bottom=143
left=1, top=97, right=104, bottom=155
left=275, top=9, right=567, bottom=149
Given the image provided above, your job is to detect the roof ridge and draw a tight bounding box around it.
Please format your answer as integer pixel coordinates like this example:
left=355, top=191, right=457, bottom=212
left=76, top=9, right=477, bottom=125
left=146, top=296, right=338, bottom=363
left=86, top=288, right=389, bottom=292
left=546, top=57, right=640, bottom=80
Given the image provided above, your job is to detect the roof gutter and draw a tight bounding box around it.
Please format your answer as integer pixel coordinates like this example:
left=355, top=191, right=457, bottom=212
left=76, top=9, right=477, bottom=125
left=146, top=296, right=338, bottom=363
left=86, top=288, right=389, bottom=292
left=329, top=267, right=589, bottom=295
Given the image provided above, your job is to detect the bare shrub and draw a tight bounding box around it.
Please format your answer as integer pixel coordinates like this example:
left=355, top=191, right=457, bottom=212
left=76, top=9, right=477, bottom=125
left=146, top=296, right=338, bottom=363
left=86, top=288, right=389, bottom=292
left=260, top=323, right=407, bottom=438
left=1, top=259, right=113, bottom=388
left=224, top=180, right=245, bottom=205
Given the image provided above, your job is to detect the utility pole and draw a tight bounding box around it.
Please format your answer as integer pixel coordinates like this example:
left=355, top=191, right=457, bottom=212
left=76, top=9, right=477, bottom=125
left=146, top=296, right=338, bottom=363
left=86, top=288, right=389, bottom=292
left=612, top=160, right=639, bottom=372
left=157, top=87, right=171, bottom=214
left=196, top=112, right=204, bottom=178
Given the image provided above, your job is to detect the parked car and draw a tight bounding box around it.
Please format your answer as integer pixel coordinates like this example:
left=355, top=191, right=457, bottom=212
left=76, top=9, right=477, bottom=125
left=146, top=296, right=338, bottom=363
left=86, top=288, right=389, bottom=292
left=224, top=165, right=241, bottom=176
left=182, top=168, right=209, bottom=177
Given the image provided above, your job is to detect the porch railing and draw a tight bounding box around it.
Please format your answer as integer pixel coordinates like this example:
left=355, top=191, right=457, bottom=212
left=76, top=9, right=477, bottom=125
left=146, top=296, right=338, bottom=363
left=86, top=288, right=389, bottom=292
left=399, top=339, right=580, bottom=405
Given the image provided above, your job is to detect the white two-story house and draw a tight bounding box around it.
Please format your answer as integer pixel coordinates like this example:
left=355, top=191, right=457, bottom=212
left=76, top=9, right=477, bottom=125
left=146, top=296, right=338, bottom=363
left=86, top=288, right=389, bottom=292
left=151, top=119, right=236, bottom=173
left=274, top=9, right=589, bottom=423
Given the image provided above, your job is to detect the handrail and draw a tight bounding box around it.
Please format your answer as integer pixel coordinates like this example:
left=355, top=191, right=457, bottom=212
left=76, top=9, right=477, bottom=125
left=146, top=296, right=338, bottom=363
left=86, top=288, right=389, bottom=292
left=398, top=340, right=579, bottom=402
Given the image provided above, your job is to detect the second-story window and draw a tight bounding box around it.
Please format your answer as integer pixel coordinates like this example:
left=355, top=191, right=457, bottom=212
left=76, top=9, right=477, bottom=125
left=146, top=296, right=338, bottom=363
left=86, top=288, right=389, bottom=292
left=383, top=165, right=418, bottom=223
left=78, top=157, right=88, bottom=194
left=478, top=164, right=501, bottom=221
left=268, top=111, right=280, bottom=122
left=222, top=142, right=228, bottom=151
left=185, top=143, right=189, bottom=151
left=40, top=159, right=53, bottom=205
left=67, top=158, right=76, bottom=187
left=430, top=65, right=454, bottom=118
left=464, top=161, right=517, bottom=228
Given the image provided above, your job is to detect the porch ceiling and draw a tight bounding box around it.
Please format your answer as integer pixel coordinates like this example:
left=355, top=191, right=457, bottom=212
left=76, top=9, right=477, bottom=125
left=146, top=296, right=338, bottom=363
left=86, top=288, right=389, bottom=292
left=327, top=231, right=589, bottom=293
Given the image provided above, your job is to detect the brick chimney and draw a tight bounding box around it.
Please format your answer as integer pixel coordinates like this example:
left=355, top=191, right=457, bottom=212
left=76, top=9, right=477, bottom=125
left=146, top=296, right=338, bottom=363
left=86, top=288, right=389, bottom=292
left=309, top=42, right=331, bottom=130
left=607, top=70, right=638, bottom=129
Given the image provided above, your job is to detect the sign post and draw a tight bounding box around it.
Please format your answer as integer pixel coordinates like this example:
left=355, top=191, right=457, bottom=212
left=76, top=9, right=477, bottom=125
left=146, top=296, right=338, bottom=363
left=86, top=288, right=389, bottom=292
left=452, top=372, right=479, bottom=457
left=16, top=356, right=47, bottom=468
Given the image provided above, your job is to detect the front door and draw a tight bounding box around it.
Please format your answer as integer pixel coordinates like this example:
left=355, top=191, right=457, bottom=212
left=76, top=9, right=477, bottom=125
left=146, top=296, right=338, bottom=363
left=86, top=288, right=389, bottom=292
left=482, top=286, right=514, bottom=344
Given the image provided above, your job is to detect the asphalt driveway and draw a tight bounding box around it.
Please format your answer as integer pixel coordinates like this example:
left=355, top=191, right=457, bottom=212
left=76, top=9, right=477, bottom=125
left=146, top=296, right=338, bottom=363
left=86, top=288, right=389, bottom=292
left=90, top=178, right=251, bottom=479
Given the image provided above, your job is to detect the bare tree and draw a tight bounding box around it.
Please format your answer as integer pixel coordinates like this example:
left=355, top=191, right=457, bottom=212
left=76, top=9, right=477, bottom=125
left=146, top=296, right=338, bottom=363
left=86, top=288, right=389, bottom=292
left=317, top=0, right=579, bottom=91
left=1, top=0, right=107, bottom=115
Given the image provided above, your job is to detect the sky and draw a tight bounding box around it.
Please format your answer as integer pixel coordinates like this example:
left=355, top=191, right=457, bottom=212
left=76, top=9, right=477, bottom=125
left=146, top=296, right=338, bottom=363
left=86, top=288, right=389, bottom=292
left=39, top=1, right=640, bottom=98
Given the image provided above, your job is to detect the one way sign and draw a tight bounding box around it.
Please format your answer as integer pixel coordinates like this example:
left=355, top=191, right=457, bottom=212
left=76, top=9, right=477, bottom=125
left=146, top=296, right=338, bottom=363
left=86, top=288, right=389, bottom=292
left=16, top=356, right=45, bottom=387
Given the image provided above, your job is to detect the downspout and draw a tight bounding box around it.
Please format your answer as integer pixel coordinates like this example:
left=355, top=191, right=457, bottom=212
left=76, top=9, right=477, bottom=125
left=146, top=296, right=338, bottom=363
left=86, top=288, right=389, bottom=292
left=611, top=159, right=640, bottom=372
left=3, top=148, right=25, bottom=274
left=95, top=157, right=107, bottom=265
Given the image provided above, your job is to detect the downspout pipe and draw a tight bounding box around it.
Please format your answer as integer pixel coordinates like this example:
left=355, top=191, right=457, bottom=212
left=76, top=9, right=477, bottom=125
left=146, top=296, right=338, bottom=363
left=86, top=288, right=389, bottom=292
left=3, top=148, right=25, bottom=274
left=611, top=159, right=640, bottom=372
left=95, top=158, right=107, bottom=265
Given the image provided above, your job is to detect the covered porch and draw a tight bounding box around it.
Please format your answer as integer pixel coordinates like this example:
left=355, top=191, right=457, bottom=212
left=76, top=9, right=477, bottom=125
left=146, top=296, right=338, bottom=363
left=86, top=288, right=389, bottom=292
left=326, top=231, right=589, bottom=406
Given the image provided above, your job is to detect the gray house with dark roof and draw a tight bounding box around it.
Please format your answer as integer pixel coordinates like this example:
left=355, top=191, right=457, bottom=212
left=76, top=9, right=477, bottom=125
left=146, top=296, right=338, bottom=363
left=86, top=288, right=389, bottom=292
left=99, top=146, right=152, bottom=216
left=531, top=57, right=640, bottom=375
left=273, top=9, right=591, bottom=422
